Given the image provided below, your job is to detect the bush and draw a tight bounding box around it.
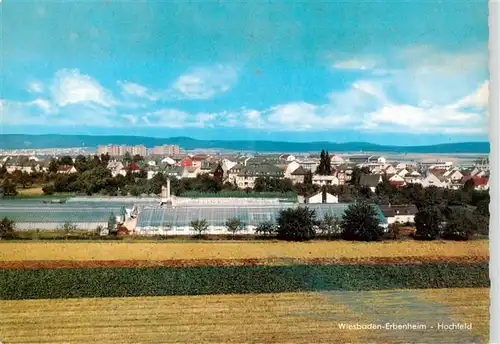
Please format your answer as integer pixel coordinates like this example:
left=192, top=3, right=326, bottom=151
left=255, top=221, right=277, bottom=237
left=276, top=207, right=316, bottom=241
left=42, top=184, right=56, bottom=195
left=414, top=206, right=443, bottom=240
left=341, top=202, right=383, bottom=241
left=225, top=218, right=245, bottom=238
left=318, top=214, right=341, bottom=240
left=0, top=217, right=15, bottom=239
left=190, top=219, right=209, bottom=237
left=60, top=222, right=77, bottom=236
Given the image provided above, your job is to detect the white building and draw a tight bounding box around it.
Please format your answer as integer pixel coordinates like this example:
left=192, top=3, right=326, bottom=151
left=330, top=154, right=344, bottom=165
left=298, top=192, right=338, bottom=204
left=312, top=175, right=339, bottom=186
left=379, top=205, right=418, bottom=224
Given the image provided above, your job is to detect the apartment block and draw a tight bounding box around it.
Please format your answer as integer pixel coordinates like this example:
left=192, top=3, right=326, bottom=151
left=97, top=145, right=120, bottom=156
left=151, top=145, right=181, bottom=156
left=97, top=145, right=147, bottom=156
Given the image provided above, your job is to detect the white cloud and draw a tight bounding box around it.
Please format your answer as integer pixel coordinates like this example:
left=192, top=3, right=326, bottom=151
left=0, top=98, right=113, bottom=127
left=2, top=48, right=488, bottom=135
left=29, top=99, right=53, bottom=113
left=143, top=109, right=189, bottom=127
left=168, top=65, right=238, bottom=100
left=266, top=102, right=353, bottom=131
left=118, top=81, right=158, bottom=101
left=51, top=69, right=115, bottom=107
left=122, top=114, right=139, bottom=125
left=452, top=81, right=489, bottom=109
left=385, top=46, right=488, bottom=107
left=327, top=81, right=387, bottom=115
left=363, top=104, right=484, bottom=133
left=332, top=58, right=378, bottom=71
left=27, top=81, right=44, bottom=94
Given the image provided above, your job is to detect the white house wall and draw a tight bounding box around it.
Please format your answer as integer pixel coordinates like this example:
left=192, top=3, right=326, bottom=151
left=13, top=222, right=108, bottom=231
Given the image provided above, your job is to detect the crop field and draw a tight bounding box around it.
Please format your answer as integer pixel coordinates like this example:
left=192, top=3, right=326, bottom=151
left=15, top=187, right=44, bottom=196
left=0, top=264, right=489, bottom=299
left=0, top=241, right=490, bottom=342
left=0, top=240, right=488, bottom=263
left=0, top=289, right=489, bottom=344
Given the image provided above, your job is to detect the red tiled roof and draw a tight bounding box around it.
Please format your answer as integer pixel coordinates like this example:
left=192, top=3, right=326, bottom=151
left=389, top=180, right=406, bottom=186
left=474, top=177, right=489, bottom=186
left=57, top=165, right=74, bottom=172
left=126, top=162, right=142, bottom=171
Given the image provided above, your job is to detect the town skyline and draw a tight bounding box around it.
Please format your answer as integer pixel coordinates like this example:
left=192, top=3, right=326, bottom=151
left=1, top=1, right=490, bottom=145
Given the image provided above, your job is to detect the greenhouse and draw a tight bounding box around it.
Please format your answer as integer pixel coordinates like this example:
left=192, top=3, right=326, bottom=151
left=134, top=202, right=388, bottom=235
left=0, top=198, right=389, bottom=234
left=0, top=200, right=127, bottom=230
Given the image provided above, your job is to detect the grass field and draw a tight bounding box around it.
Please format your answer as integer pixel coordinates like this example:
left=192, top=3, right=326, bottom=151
left=0, top=289, right=489, bottom=344
left=0, top=240, right=488, bottom=262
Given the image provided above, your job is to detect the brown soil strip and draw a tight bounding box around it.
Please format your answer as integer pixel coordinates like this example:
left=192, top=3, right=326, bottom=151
left=0, top=256, right=489, bottom=269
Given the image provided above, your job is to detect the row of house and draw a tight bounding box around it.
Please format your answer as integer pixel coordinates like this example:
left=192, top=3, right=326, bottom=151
left=1, top=151, right=490, bottom=192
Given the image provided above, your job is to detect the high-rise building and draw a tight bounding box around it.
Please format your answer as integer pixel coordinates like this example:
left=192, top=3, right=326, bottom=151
left=98, top=144, right=158, bottom=156
left=132, top=145, right=147, bottom=157
left=97, top=145, right=120, bottom=156
left=151, top=145, right=181, bottom=156
left=118, top=145, right=132, bottom=156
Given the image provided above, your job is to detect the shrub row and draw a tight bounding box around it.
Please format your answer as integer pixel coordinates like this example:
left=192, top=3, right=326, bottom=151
left=0, top=263, right=488, bottom=300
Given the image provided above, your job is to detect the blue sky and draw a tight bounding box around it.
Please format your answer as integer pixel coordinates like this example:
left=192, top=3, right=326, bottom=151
left=0, top=1, right=490, bottom=145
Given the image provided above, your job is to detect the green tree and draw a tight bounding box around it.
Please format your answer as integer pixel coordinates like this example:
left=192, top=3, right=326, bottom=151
left=475, top=198, right=490, bottom=217
left=225, top=218, right=245, bottom=238
left=123, top=152, right=132, bottom=164
left=376, top=175, right=394, bottom=198
left=325, top=150, right=332, bottom=175
left=316, top=149, right=331, bottom=175
left=0, top=217, right=15, bottom=239
left=318, top=214, right=341, bottom=240
left=11, top=170, right=32, bottom=188
left=150, top=173, right=166, bottom=195
left=190, top=219, right=209, bottom=237
left=100, top=153, right=111, bottom=166
left=59, top=156, right=74, bottom=166
left=441, top=207, right=477, bottom=240
left=350, top=167, right=362, bottom=186
left=414, top=206, right=443, bottom=240
left=1, top=178, right=18, bottom=196
left=304, top=170, right=313, bottom=185
left=74, top=155, right=88, bottom=172
left=340, top=202, right=383, bottom=241
left=462, top=179, right=475, bottom=192
left=48, top=158, right=59, bottom=173
left=276, top=207, right=316, bottom=241
left=213, top=163, right=224, bottom=184
left=132, top=154, right=144, bottom=162
left=0, top=165, right=7, bottom=178
left=129, top=185, right=140, bottom=197
left=255, top=221, right=277, bottom=237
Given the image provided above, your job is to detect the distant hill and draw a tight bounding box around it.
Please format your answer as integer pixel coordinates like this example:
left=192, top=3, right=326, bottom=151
left=0, top=134, right=490, bottom=154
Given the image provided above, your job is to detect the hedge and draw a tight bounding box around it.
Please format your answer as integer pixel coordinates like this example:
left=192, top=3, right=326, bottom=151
left=0, top=264, right=488, bottom=300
